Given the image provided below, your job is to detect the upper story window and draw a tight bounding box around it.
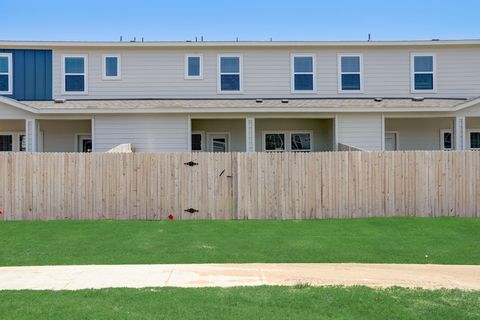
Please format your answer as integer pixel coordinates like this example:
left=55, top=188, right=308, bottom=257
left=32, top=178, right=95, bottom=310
left=185, top=54, right=203, bottom=79
left=218, top=55, right=242, bottom=93
left=63, top=55, right=87, bottom=94
left=338, top=54, right=363, bottom=92
left=411, top=54, right=436, bottom=92
left=0, top=53, right=13, bottom=95
left=103, top=54, right=121, bottom=80
left=291, top=55, right=315, bottom=93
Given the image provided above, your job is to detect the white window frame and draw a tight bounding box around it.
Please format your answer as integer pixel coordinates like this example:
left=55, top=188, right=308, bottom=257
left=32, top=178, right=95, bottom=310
left=263, top=131, right=287, bottom=152
left=74, top=133, right=92, bottom=152
left=185, top=54, right=203, bottom=80
left=440, top=129, right=453, bottom=150
left=62, top=54, right=88, bottom=94
left=191, top=131, right=205, bottom=152
left=289, top=130, right=314, bottom=152
left=206, top=132, right=231, bottom=152
left=338, top=54, right=364, bottom=93
left=102, top=54, right=121, bottom=80
left=0, top=131, right=26, bottom=152
left=262, top=130, right=314, bottom=152
left=411, top=53, right=437, bottom=93
left=0, top=53, right=13, bottom=95
left=384, top=131, right=400, bottom=151
left=217, top=54, right=243, bottom=94
left=467, top=129, right=480, bottom=150
left=291, top=54, right=316, bottom=93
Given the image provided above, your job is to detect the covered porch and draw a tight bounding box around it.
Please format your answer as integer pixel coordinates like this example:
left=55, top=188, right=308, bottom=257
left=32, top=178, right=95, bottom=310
left=190, top=117, right=335, bottom=152
left=0, top=119, right=92, bottom=152
left=0, top=120, right=26, bottom=152
left=384, top=117, right=455, bottom=151
left=384, top=115, right=480, bottom=151
left=37, top=119, right=92, bottom=152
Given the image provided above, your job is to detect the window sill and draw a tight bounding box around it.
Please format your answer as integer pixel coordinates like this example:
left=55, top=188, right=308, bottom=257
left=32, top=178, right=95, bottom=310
left=411, top=90, right=437, bottom=94
left=291, top=91, right=317, bottom=94
left=338, top=90, right=364, bottom=94
left=61, top=91, right=89, bottom=95
left=217, top=91, right=244, bottom=95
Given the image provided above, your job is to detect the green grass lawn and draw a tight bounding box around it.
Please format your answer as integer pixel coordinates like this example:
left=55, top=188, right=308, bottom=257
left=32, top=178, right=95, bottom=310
left=0, top=217, right=479, bottom=266
left=1, top=286, right=479, bottom=320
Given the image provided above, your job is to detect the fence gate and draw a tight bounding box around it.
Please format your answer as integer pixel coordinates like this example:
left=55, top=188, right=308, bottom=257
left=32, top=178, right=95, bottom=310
left=182, top=153, right=236, bottom=220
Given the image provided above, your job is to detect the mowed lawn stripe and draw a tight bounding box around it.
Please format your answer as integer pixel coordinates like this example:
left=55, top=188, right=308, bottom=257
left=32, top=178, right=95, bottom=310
left=1, top=286, right=479, bottom=320
left=0, top=217, right=479, bottom=266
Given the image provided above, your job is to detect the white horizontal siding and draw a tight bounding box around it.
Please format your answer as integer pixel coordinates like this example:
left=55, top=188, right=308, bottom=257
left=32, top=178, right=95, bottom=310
left=94, top=115, right=189, bottom=152
left=336, top=113, right=383, bottom=151
left=52, top=46, right=480, bottom=100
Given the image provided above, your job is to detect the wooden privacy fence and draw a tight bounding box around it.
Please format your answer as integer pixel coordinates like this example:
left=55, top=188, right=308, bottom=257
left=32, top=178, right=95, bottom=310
left=0, top=151, right=479, bottom=220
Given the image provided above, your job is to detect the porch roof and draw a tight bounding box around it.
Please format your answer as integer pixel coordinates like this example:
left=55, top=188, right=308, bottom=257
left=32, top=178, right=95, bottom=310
left=3, top=96, right=480, bottom=114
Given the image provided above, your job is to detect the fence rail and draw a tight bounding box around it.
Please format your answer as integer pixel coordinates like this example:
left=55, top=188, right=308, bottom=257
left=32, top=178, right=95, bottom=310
left=0, top=151, right=479, bottom=220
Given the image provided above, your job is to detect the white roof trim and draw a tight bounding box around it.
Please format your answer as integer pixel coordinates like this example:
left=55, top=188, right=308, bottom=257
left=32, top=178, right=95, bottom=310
left=22, top=107, right=471, bottom=114
left=1, top=39, right=480, bottom=49
left=453, top=96, right=480, bottom=111
left=3, top=96, right=480, bottom=115
left=0, top=96, right=39, bottom=113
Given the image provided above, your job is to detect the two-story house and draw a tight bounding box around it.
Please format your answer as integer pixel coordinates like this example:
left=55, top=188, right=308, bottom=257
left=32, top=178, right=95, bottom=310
left=1, top=39, right=480, bottom=153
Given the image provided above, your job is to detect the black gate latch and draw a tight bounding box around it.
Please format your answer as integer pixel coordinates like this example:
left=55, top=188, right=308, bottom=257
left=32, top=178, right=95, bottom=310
left=184, top=161, right=199, bottom=167
left=184, top=208, right=199, bottom=214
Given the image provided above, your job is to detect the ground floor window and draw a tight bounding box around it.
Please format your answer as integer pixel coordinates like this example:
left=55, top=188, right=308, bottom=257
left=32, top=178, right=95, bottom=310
left=264, top=132, right=286, bottom=152
left=263, top=131, right=313, bottom=152
left=0, top=132, right=26, bottom=152
left=440, top=129, right=453, bottom=150
left=0, top=134, right=12, bottom=151
left=191, top=132, right=230, bottom=152
left=290, top=132, right=312, bottom=152
left=469, top=130, right=480, bottom=149
left=191, top=132, right=204, bottom=151
left=384, top=132, right=399, bottom=151
left=207, top=133, right=230, bottom=152
left=76, top=134, right=92, bottom=153
left=19, top=134, right=26, bottom=151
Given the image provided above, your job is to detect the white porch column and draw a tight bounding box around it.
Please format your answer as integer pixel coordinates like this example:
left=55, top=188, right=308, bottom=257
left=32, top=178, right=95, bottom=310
left=25, top=119, right=39, bottom=152
left=455, top=116, right=466, bottom=150
left=245, top=117, right=255, bottom=152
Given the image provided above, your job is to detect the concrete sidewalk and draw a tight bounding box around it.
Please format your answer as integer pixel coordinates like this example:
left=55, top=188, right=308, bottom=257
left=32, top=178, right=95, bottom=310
left=0, top=263, right=479, bottom=291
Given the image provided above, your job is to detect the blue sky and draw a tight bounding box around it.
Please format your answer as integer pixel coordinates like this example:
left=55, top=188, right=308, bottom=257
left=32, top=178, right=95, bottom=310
left=2, top=0, right=479, bottom=41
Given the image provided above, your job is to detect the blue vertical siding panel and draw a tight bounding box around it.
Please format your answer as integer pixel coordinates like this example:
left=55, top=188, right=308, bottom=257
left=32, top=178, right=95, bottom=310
left=0, top=49, right=52, bottom=100
left=44, top=51, right=52, bottom=100
left=13, top=50, right=25, bottom=100
left=24, top=50, right=36, bottom=99
left=34, top=51, right=45, bottom=100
